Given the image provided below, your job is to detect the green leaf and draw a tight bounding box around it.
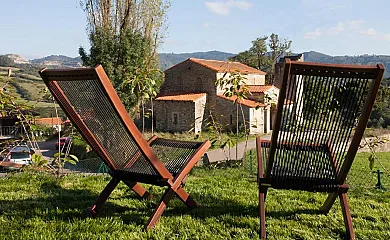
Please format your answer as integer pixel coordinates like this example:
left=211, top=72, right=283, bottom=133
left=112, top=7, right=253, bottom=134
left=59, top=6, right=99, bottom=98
left=368, top=154, right=375, bottom=170
left=67, top=154, right=79, bottom=161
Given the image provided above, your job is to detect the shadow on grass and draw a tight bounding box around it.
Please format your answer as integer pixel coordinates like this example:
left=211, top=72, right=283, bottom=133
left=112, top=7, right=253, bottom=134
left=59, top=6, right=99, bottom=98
left=0, top=176, right=333, bottom=231
left=0, top=179, right=149, bottom=224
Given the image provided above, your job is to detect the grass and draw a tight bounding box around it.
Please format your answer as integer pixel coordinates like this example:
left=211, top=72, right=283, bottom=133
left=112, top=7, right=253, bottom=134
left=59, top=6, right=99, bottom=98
left=0, top=152, right=389, bottom=239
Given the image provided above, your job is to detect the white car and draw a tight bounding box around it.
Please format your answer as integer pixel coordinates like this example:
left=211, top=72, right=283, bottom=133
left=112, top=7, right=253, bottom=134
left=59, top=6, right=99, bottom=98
left=3, top=145, right=33, bottom=169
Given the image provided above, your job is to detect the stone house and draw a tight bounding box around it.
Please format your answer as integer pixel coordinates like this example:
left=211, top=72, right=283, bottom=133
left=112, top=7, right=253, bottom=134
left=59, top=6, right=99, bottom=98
left=154, top=58, right=278, bottom=134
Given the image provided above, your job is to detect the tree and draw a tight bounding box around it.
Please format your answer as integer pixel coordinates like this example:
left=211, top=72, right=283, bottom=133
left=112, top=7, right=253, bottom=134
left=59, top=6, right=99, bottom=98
left=268, top=33, right=292, bottom=82
left=229, top=50, right=254, bottom=68
left=216, top=70, right=252, bottom=163
left=79, top=0, right=169, bottom=110
left=229, top=33, right=292, bottom=80
left=0, top=55, right=13, bottom=67
left=368, top=78, right=390, bottom=128
left=249, top=36, right=268, bottom=71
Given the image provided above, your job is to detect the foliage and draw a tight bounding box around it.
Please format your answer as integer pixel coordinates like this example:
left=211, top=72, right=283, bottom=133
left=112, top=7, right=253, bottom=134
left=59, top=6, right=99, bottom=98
left=304, top=51, right=390, bottom=78
left=268, top=33, right=292, bottom=79
left=216, top=70, right=250, bottom=103
left=79, top=0, right=169, bottom=110
left=229, top=33, right=292, bottom=77
left=9, top=79, right=32, bottom=100
left=360, top=135, right=389, bottom=170
left=69, top=135, right=98, bottom=160
left=0, top=55, right=13, bottom=67
left=79, top=28, right=158, bottom=109
left=159, top=50, right=235, bottom=70
left=0, top=152, right=389, bottom=239
left=215, top=70, right=256, bottom=162
left=368, top=78, right=390, bottom=128
left=249, top=37, right=268, bottom=70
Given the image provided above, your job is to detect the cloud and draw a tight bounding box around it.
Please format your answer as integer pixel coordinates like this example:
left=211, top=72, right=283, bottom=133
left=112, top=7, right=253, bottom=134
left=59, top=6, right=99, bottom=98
left=383, top=34, right=390, bottom=41
left=348, top=20, right=364, bottom=30
left=303, top=20, right=389, bottom=40
left=304, top=22, right=345, bottom=39
left=360, top=28, right=377, bottom=36
left=304, top=20, right=390, bottom=42
left=304, top=29, right=322, bottom=39
left=203, top=22, right=216, bottom=28
left=205, top=0, right=252, bottom=15
left=327, top=22, right=344, bottom=34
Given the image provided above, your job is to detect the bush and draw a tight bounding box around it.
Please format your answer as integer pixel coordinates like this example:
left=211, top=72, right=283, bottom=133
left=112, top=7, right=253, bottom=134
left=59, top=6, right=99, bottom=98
left=69, top=136, right=97, bottom=160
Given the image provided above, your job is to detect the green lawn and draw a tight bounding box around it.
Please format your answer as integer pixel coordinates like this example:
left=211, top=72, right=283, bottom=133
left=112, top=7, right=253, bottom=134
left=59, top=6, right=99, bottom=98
left=0, top=153, right=389, bottom=239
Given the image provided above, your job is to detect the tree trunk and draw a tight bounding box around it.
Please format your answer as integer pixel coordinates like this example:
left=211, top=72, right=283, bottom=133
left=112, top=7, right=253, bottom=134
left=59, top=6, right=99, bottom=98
left=151, top=98, right=154, bottom=134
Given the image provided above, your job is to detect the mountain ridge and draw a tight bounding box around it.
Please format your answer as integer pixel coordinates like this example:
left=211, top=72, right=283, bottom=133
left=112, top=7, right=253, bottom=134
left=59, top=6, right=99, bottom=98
left=2, top=50, right=390, bottom=77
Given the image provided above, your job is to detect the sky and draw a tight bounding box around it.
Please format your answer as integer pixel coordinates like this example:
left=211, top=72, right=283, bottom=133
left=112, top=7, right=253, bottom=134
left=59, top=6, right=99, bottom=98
left=0, top=0, right=389, bottom=59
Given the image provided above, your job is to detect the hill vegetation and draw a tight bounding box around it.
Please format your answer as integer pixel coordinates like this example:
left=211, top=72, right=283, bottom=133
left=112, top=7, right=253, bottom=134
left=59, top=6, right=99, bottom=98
left=31, top=55, right=81, bottom=67
left=159, top=50, right=235, bottom=70
left=0, top=51, right=389, bottom=124
left=303, top=51, right=390, bottom=78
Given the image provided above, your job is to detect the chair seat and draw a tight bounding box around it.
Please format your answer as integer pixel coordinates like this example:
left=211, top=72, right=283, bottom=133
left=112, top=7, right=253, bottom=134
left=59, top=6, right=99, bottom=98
left=112, top=138, right=203, bottom=185
left=260, top=143, right=339, bottom=192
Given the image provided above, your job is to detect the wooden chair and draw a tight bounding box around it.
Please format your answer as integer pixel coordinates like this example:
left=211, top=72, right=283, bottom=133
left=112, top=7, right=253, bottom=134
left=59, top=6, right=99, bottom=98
left=257, top=59, right=384, bottom=239
left=39, top=65, right=211, bottom=230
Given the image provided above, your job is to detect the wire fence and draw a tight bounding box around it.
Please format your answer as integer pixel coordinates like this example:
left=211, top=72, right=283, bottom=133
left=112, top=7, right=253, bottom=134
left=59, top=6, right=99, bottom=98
left=64, top=157, right=108, bottom=174
left=64, top=153, right=390, bottom=191
left=346, top=161, right=390, bottom=190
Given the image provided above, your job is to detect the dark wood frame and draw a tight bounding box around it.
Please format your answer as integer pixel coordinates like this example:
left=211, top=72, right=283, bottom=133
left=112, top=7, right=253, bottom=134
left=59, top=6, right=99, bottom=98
left=257, top=60, right=385, bottom=240
left=39, top=65, right=211, bottom=230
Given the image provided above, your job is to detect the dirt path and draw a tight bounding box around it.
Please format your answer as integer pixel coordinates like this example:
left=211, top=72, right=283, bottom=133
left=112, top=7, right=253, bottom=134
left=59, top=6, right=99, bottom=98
left=358, top=134, right=390, bottom=153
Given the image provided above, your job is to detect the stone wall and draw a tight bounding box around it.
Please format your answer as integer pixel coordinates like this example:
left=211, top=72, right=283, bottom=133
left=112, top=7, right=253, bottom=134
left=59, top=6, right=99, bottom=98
left=215, top=72, right=265, bottom=94
left=194, top=95, right=207, bottom=133
left=162, top=60, right=219, bottom=131
left=154, top=100, right=195, bottom=132
left=214, top=97, right=250, bottom=132
left=162, top=60, right=217, bottom=96
left=154, top=95, right=207, bottom=133
left=159, top=60, right=269, bottom=133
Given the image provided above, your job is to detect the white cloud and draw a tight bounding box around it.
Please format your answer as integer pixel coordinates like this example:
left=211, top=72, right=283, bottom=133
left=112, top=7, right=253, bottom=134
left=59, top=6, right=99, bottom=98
left=360, top=28, right=377, bottom=36
left=303, top=20, right=390, bottom=40
left=383, top=34, right=390, bottom=41
left=203, top=22, right=215, bottom=28
left=304, top=29, right=322, bottom=39
left=348, top=20, right=364, bottom=30
left=205, top=0, right=252, bottom=15
left=326, top=22, right=344, bottom=34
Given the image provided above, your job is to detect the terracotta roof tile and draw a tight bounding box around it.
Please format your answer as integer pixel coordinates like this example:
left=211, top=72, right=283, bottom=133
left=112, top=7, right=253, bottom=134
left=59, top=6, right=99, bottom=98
left=189, top=58, right=266, bottom=75
left=217, top=94, right=265, bottom=108
left=35, top=117, right=62, bottom=125
left=155, top=93, right=206, bottom=102
left=247, top=85, right=278, bottom=93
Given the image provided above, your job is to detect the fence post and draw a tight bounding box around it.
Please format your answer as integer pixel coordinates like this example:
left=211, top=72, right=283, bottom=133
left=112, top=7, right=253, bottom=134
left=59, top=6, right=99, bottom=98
left=98, top=162, right=109, bottom=174
left=250, top=149, right=253, bottom=176
left=374, top=169, right=386, bottom=190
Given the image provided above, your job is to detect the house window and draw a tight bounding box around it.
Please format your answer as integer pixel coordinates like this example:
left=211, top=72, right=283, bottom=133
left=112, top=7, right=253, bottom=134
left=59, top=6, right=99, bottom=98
left=172, top=112, right=179, bottom=124
left=177, top=77, right=183, bottom=91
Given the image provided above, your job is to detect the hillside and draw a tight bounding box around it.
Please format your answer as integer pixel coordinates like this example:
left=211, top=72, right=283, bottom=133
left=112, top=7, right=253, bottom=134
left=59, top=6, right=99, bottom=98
left=31, top=55, right=81, bottom=67
left=303, top=51, right=390, bottom=77
left=159, top=50, right=235, bottom=70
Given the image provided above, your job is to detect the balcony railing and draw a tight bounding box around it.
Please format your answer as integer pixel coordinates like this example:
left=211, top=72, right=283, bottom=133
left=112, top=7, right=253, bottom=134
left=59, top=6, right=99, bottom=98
left=0, top=126, right=23, bottom=136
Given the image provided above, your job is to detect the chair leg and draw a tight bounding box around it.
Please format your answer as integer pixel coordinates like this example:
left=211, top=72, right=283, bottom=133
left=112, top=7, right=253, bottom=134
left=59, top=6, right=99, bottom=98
left=88, top=178, right=120, bottom=217
left=320, top=192, right=338, bottom=214
left=259, top=186, right=267, bottom=240
left=123, top=181, right=152, bottom=200
left=174, top=186, right=199, bottom=209
left=145, top=188, right=175, bottom=230
left=339, top=193, right=355, bottom=240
